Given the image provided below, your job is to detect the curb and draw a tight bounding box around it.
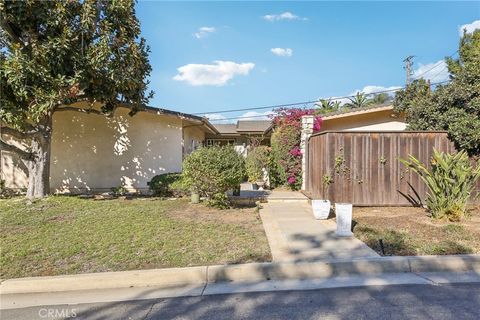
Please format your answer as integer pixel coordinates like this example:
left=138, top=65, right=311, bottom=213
left=1, top=255, right=479, bottom=295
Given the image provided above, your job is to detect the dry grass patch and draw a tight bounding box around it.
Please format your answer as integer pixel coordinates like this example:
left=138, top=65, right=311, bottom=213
left=0, top=197, right=271, bottom=279
left=352, top=205, right=480, bottom=256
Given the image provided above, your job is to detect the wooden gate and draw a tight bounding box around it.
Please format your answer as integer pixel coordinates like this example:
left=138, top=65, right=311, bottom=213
left=305, top=131, right=462, bottom=206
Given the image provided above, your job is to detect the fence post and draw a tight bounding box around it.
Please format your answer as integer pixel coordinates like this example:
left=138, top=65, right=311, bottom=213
left=301, top=115, right=314, bottom=191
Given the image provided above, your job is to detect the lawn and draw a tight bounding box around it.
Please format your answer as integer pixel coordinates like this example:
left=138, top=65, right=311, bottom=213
left=0, top=197, right=271, bottom=279
left=352, top=206, right=480, bottom=256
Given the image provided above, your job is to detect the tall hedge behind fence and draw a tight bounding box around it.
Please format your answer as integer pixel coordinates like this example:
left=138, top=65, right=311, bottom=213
left=305, top=131, right=479, bottom=206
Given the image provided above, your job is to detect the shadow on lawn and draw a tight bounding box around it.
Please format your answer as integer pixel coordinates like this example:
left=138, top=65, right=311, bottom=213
left=352, top=222, right=474, bottom=256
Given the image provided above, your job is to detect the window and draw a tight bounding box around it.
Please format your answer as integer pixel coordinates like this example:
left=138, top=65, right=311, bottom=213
left=206, top=139, right=235, bottom=146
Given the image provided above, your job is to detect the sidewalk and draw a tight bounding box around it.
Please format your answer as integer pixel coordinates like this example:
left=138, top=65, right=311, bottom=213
left=261, top=191, right=378, bottom=262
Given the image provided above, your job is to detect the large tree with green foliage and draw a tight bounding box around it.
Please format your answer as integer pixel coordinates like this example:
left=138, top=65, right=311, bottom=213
left=394, top=30, right=480, bottom=156
left=0, top=0, right=153, bottom=199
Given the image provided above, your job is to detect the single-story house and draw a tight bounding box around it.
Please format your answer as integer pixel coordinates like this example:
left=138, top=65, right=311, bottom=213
left=1, top=102, right=217, bottom=194
left=206, top=120, right=273, bottom=156
left=319, top=104, right=406, bottom=131
left=1, top=103, right=405, bottom=194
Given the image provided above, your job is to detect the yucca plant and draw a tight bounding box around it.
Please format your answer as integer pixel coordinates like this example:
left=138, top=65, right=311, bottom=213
left=400, top=149, right=480, bottom=221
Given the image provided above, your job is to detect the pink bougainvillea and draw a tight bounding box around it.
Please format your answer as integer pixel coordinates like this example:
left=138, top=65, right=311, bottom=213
left=313, top=116, right=323, bottom=132
left=289, top=146, right=302, bottom=156
left=270, top=108, right=322, bottom=190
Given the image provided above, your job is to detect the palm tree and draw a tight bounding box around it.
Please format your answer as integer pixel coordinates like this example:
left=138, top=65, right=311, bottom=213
left=315, top=99, right=341, bottom=114
left=344, top=92, right=373, bottom=109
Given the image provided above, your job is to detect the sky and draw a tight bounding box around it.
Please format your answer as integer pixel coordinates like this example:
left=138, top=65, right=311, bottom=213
left=135, top=1, right=480, bottom=122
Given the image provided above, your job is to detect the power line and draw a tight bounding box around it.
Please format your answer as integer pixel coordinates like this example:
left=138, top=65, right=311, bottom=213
left=206, top=80, right=451, bottom=122
left=209, top=114, right=277, bottom=122
left=197, top=87, right=405, bottom=116
left=201, top=80, right=451, bottom=118
left=427, top=65, right=449, bottom=82
left=411, top=50, right=458, bottom=81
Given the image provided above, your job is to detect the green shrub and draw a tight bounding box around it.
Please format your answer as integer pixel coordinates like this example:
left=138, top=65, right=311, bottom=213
left=400, top=149, right=480, bottom=221
left=246, top=146, right=270, bottom=182
left=111, top=185, right=128, bottom=196
left=149, top=173, right=182, bottom=196
left=182, top=146, right=246, bottom=208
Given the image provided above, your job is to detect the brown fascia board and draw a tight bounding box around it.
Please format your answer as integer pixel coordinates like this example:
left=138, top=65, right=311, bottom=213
left=120, top=103, right=219, bottom=134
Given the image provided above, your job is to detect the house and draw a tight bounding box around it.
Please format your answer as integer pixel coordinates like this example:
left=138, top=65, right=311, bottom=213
left=318, top=104, right=406, bottom=131
left=206, top=120, right=273, bottom=156
left=1, top=103, right=405, bottom=194
left=1, top=102, right=217, bottom=194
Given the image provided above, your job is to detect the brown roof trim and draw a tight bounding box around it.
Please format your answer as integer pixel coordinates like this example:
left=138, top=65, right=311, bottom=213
left=120, top=103, right=218, bottom=134
left=321, top=104, right=395, bottom=120
left=309, top=130, right=449, bottom=140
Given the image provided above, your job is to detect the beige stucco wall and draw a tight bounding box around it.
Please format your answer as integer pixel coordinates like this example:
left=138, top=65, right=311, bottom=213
left=0, top=135, right=29, bottom=190
left=183, top=124, right=205, bottom=155
left=50, top=108, right=184, bottom=193
left=0, top=107, right=202, bottom=193
left=320, top=110, right=406, bottom=132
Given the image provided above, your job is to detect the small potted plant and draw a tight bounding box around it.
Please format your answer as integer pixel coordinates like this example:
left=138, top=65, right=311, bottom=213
left=191, top=187, right=200, bottom=204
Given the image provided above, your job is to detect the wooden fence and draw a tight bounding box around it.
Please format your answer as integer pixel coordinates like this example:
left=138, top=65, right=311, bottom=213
left=304, top=131, right=477, bottom=206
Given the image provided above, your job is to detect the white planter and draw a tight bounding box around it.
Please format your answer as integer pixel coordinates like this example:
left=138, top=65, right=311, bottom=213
left=335, top=203, right=353, bottom=237
left=312, top=200, right=331, bottom=220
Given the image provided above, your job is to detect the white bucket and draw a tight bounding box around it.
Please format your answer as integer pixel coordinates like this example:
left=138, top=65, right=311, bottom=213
left=335, top=203, right=353, bottom=237
left=312, top=200, right=331, bottom=220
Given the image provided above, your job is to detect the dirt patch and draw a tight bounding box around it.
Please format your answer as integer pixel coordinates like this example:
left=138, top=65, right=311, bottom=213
left=353, top=205, right=480, bottom=256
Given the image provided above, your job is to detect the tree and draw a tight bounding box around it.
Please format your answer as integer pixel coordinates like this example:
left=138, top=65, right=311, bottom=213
left=0, top=0, right=153, bottom=199
left=315, top=99, right=341, bottom=114
left=371, top=93, right=391, bottom=105
left=344, top=92, right=373, bottom=109
left=394, top=30, right=480, bottom=156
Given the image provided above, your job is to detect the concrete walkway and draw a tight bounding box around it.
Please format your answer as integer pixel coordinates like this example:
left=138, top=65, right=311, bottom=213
left=260, top=192, right=379, bottom=262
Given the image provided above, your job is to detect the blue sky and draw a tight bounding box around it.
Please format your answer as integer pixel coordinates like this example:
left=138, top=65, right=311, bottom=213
left=136, top=1, right=480, bottom=121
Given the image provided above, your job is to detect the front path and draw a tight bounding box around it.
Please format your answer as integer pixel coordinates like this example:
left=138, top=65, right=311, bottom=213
left=260, top=192, right=379, bottom=262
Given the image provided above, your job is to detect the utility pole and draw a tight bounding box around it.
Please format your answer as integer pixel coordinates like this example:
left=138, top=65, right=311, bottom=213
left=403, top=55, right=415, bottom=85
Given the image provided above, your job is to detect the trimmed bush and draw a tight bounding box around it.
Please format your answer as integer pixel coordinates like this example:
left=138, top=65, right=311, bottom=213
left=246, top=146, right=270, bottom=182
left=149, top=173, right=182, bottom=197
left=182, top=146, right=246, bottom=208
left=400, top=149, right=480, bottom=221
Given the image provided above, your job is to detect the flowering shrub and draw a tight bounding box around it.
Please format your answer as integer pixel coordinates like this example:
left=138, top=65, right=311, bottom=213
left=270, top=108, right=322, bottom=190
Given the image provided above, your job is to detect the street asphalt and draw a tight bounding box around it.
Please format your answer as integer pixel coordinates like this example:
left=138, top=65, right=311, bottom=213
left=1, top=283, right=479, bottom=320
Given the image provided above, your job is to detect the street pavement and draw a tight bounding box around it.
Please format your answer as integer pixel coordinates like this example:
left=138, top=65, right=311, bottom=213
left=2, top=283, right=479, bottom=320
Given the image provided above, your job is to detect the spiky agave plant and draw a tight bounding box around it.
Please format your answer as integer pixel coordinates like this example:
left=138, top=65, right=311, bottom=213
left=400, top=149, right=480, bottom=221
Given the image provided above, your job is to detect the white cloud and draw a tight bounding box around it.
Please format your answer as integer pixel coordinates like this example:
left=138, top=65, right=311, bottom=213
left=238, top=111, right=274, bottom=120
left=352, top=85, right=402, bottom=96
left=270, top=48, right=293, bottom=57
left=327, top=85, right=402, bottom=105
left=205, top=113, right=228, bottom=123
left=413, top=60, right=450, bottom=82
left=194, top=26, right=216, bottom=39
left=173, top=60, right=255, bottom=86
left=205, top=111, right=274, bottom=123
left=459, top=20, right=480, bottom=36
left=262, top=12, right=306, bottom=22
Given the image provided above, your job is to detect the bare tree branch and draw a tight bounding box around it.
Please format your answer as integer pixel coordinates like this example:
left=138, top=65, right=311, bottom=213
left=0, top=125, right=43, bottom=139
left=0, top=16, right=24, bottom=46
left=0, top=126, right=28, bottom=139
left=0, top=139, right=33, bottom=160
